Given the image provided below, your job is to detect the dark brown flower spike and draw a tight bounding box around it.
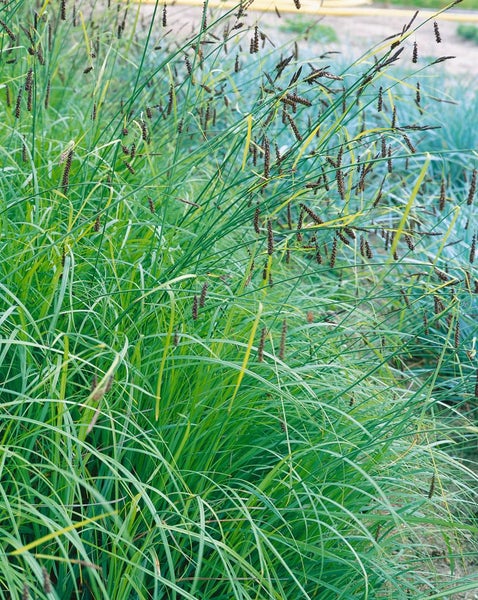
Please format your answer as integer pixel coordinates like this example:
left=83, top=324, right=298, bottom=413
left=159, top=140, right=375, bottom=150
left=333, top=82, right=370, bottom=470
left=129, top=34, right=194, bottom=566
left=400, top=289, right=411, bottom=308
left=44, top=78, right=51, bottom=109
left=14, top=87, right=23, bottom=119
left=387, top=146, right=393, bottom=173
left=252, top=26, right=259, bottom=54
left=402, top=133, right=416, bottom=153
left=61, top=0, right=67, bottom=21
left=439, top=178, right=446, bottom=211
left=267, top=219, right=274, bottom=255
left=201, top=0, right=208, bottom=31
left=140, top=119, right=148, bottom=142
left=404, top=234, right=415, bottom=251
left=254, top=205, right=261, bottom=234
left=330, top=237, right=337, bottom=268
left=423, top=311, right=429, bottom=335
left=199, top=282, right=208, bottom=308
left=434, top=295, right=445, bottom=315
left=470, top=233, right=476, bottom=264
left=192, top=295, right=198, bottom=320
left=297, top=208, right=303, bottom=242
left=415, top=82, right=421, bottom=107
left=467, top=169, right=476, bottom=205
left=258, top=327, right=267, bottom=362
left=167, top=84, right=174, bottom=115
left=61, top=147, right=74, bottom=191
left=300, top=203, right=323, bottom=225
left=42, top=567, right=52, bottom=594
left=284, top=111, right=302, bottom=141
left=124, top=161, right=135, bottom=175
left=263, top=136, right=270, bottom=179
left=412, top=41, right=418, bottom=63
left=433, top=21, right=441, bottom=43
left=427, top=473, right=435, bottom=498
left=377, top=86, right=383, bottom=112
left=0, top=19, right=16, bottom=41
left=25, top=69, right=33, bottom=112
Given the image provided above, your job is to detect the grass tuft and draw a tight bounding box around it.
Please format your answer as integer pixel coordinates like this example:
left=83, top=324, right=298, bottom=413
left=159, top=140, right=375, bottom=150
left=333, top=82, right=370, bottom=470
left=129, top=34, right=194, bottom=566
left=0, top=1, right=477, bottom=599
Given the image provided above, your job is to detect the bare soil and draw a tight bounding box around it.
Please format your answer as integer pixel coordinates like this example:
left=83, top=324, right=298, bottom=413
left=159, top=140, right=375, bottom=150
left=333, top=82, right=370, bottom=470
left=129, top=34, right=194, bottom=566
left=138, top=3, right=478, bottom=77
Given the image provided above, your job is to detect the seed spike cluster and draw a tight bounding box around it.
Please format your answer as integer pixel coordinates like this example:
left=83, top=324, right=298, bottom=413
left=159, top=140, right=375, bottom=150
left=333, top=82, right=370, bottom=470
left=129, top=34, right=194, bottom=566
left=427, top=473, right=436, bottom=498
left=42, top=567, right=52, bottom=594
left=439, top=178, right=446, bottom=211
left=61, top=147, right=74, bottom=191
left=466, top=169, right=476, bottom=205
left=415, top=82, right=421, bottom=107
left=470, top=233, right=476, bottom=264
left=14, top=87, right=23, bottom=119
left=330, top=237, right=337, bottom=268
left=199, top=282, right=208, bottom=307
left=377, top=86, right=383, bottom=112
left=267, top=219, right=274, bottom=255
left=263, top=135, right=270, bottom=179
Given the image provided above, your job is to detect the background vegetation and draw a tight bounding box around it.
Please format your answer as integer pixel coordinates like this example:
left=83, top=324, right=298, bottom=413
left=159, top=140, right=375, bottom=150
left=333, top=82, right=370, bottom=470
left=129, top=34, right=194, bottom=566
left=0, top=0, right=477, bottom=599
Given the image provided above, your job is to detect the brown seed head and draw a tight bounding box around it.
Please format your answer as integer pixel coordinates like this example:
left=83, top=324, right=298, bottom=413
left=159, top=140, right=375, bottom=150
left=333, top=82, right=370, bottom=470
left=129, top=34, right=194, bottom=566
left=466, top=169, right=476, bottom=205
left=377, top=86, right=383, bottom=112
left=61, top=148, right=74, bottom=191
left=258, top=327, right=267, bottom=362
left=199, top=282, right=208, bottom=308
left=470, top=233, right=476, bottom=264
left=330, top=237, right=337, bottom=268
left=14, top=87, right=23, bottom=119
left=267, top=219, right=274, bottom=255
left=42, top=567, right=52, bottom=594
left=427, top=473, right=436, bottom=499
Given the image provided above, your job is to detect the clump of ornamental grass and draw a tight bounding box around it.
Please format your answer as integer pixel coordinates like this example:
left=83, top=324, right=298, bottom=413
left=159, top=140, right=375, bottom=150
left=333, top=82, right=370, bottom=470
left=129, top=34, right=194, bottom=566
left=0, top=1, right=477, bottom=599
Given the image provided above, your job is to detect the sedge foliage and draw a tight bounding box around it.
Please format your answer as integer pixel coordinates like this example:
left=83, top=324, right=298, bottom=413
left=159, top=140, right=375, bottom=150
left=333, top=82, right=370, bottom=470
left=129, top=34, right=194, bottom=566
left=0, top=1, right=477, bottom=599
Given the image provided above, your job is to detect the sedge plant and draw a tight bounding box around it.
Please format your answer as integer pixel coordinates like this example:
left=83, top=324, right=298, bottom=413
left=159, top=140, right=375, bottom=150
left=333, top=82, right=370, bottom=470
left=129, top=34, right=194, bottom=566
left=0, top=1, right=477, bottom=599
